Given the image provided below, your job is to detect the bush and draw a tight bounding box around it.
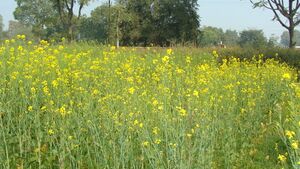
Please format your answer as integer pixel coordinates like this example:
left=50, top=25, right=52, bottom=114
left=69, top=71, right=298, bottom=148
left=216, top=47, right=300, bottom=70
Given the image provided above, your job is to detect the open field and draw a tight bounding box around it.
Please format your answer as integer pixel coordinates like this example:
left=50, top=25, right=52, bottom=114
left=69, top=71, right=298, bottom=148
left=0, top=38, right=300, bottom=168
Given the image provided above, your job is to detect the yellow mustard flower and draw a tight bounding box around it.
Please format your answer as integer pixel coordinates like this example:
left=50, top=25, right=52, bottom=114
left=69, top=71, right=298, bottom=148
left=28, top=106, right=33, bottom=112
left=154, top=139, right=161, bottom=145
left=167, top=48, right=173, bottom=55
left=48, top=129, right=54, bottom=135
left=128, top=87, right=135, bottom=94
left=162, top=55, right=170, bottom=63
left=291, top=141, right=299, bottom=150
left=193, top=90, right=199, bottom=97
left=285, top=130, right=295, bottom=139
left=282, top=73, right=291, bottom=80
left=142, top=141, right=149, bottom=147
left=152, top=127, right=160, bottom=135
left=278, top=154, right=287, bottom=163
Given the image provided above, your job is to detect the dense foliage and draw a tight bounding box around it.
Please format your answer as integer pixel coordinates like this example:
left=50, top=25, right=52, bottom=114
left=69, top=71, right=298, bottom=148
left=117, top=0, right=199, bottom=46
left=14, top=0, right=93, bottom=41
left=238, top=30, right=268, bottom=48
left=12, top=0, right=200, bottom=46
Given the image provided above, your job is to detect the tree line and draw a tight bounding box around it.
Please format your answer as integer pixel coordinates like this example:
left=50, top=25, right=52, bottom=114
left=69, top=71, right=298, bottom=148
left=9, top=0, right=200, bottom=46
left=0, top=0, right=300, bottom=48
left=198, top=27, right=277, bottom=48
left=2, top=15, right=297, bottom=48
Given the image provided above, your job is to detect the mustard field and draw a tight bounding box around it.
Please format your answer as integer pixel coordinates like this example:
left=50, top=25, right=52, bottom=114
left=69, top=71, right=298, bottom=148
left=0, top=37, right=300, bottom=169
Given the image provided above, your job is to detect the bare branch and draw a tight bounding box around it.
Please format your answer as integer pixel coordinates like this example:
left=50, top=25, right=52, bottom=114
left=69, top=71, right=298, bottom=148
left=78, top=2, right=84, bottom=19
left=250, top=0, right=300, bottom=47
left=295, top=17, right=300, bottom=25
left=65, top=0, right=70, bottom=11
left=267, top=0, right=289, bottom=29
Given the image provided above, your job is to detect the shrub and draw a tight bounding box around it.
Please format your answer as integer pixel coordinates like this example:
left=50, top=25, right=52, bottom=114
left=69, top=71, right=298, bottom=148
left=216, top=47, right=300, bottom=71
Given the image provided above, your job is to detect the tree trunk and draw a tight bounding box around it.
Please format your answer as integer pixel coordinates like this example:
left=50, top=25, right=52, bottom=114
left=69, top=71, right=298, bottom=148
left=116, top=9, right=120, bottom=48
left=67, top=23, right=73, bottom=42
left=288, top=6, right=296, bottom=48
left=289, top=27, right=296, bottom=48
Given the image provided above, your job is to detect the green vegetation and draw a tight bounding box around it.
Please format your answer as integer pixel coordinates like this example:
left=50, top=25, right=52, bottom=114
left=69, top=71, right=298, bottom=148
left=1, top=0, right=300, bottom=168
left=0, top=38, right=300, bottom=168
left=12, top=0, right=200, bottom=45
left=217, top=47, right=300, bottom=71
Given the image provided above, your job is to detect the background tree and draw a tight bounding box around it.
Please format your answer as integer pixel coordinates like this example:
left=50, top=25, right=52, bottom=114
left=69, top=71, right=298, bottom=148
left=14, top=0, right=57, bottom=40
left=268, top=34, right=279, bottom=47
left=117, top=0, right=154, bottom=45
left=223, top=29, right=239, bottom=46
left=239, top=29, right=268, bottom=48
left=156, top=0, right=200, bottom=45
left=7, top=20, right=34, bottom=39
left=197, top=27, right=241, bottom=47
left=78, top=4, right=108, bottom=43
left=198, top=26, right=223, bottom=46
left=79, top=15, right=107, bottom=43
left=79, top=3, right=128, bottom=45
left=51, top=0, right=93, bottom=41
left=281, top=31, right=290, bottom=47
left=281, top=30, right=300, bottom=47
left=250, top=0, right=300, bottom=48
left=117, top=0, right=200, bottom=46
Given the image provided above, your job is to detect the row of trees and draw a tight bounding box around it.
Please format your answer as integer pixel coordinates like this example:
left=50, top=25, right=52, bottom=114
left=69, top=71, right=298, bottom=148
left=1, top=14, right=298, bottom=48
left=2, top=15, right=292, bottom=49
left=199, top=26, right=275, bottom=48
left=0, top=0, right=299, bottom=48
left=199, top=27, right=280, bottom=48
left=1, top=12, right=299, bottom=48
left=200, top=27, right=300, bottom=48
left=79, top=0, right=200, bottom=46
left=12, top=0, right=200, bottom=46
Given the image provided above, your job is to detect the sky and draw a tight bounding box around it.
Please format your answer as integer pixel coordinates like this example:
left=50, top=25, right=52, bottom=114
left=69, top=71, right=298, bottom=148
left=0, top=0, right=294, bottom=38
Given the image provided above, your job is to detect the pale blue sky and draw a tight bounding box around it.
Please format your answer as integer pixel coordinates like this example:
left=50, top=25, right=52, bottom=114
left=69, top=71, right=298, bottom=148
left=0, top=0, right=294, bottom=38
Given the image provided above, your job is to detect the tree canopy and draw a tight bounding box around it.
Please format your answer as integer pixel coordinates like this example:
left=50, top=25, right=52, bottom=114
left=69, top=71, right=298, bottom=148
left=14, top=0, right=56, bottom=39
left=10, top=0, right=279, bottom=48
left=239, top=29, right=268, bottom=48
left=51, top=0, right=93, bottom=41
left=14, top=0, right=93, bottom=41
left=13, top=0, right=200, bottom=46
left=116, top=0, right=200, bottom=46
left=198, top=26, right=223, bottom=46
